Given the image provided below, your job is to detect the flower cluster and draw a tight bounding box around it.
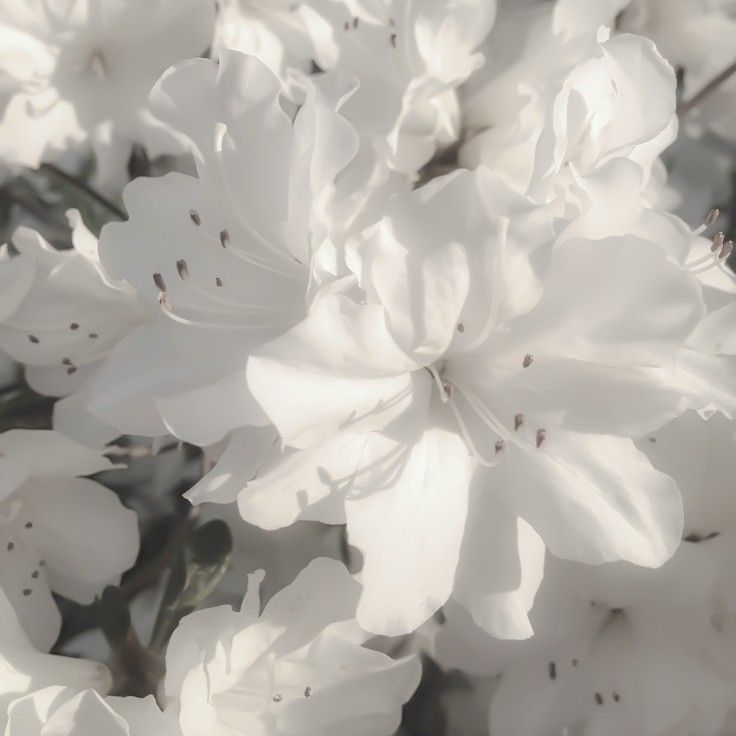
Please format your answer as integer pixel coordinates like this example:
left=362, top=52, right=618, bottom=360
left=0, top=0, right=735, bottom=733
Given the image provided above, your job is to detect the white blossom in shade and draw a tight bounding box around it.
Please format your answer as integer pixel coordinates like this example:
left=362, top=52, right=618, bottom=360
left=163, top=558, right=421, bottom=736
left=243, top=166, right=706, bottom=637
left=0, top=430, right=139, bottom=651
left=0, top=212, right=144, bottom=444
left=213, top=0, right=314, bottom=84
left=299, top=0, right=496, bottom=174
left=5, top=686, right=181, bottom=736
left=83, top=50, right=358, bottom=448
left=0, top=589, right=111, bottom=731
left=0, top=0, right=215, bottom=182
left=436, top=411, right=736, bottom=736
left=461, top=4, right=676, bottom=202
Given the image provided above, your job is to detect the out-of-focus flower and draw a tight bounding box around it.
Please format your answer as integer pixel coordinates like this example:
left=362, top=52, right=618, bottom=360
left=0, top=0, right=214, bottom=186
left=5, top=686, right=180, bottom=736
left=163, top=558, right=421, bottom=736
left=300, top=0, right=496, bottom=174
left=0, top=429, right=139, bottom=650
left=0, top=588, right=111, bottom=731
left=0, top=211, right=144, bottom=444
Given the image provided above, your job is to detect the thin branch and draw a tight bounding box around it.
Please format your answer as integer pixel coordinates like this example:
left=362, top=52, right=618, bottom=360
left=677, top=60, right=736, bottom=117
left=39, top=162, right=126, bottom=220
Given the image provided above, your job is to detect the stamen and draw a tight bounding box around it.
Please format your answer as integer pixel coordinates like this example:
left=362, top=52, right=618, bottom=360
left=176, top=259, right=190, bottom=280
left=456, top=323, right=465, bottom=333
left=189, top=209, right=201, bottom=226
left=514, top=413, right=524, bottom=431
left=495, top=439, right=506, bottom=454
left=523, top=354, right=533, bottom=368
left=304, top=687, right=312, bottom=697
left=219, top=229, right=229, bottom=247
left=536, top=428, right=546, bottom=448
left=153, top=272, right=167, bottom=292
left=28, top=334, right=39, bottom=344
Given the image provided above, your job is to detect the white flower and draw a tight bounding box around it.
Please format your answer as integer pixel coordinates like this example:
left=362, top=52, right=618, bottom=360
left=436, top=410, right=736, bottom=736
left=0, top=212, right=144, bottom=444
left=300, top=0, right=496, bottom=173
left=0, top=0, right=215, bottom=175
left=163, top=558, right=421, bottom=736
left=213, top=0, right=314, bottom=84
left=462, top=8, right=676, bottom=202
left=0, top=588, right=111, bottom=731
left=0, top=429, right=139, bottom=650
left=81, top=50, right=359, bottom=448
left=241, top=167, right=702, bottom=636
left=5, top=686, right=180, bottom=736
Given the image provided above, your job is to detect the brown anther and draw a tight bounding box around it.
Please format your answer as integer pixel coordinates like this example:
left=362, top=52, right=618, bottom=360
left=31, top=570, right=39, bottom=579
left=442, top=381, right=453, bottom=400
left=22, top=589, right=31, bottom=596
left=189, top=209, right=201, bottom=226
left=28, top=334, right=39, bottom=344
left=548, top=662, right=556, bottom=681
left=711, top=232, right=725, bottom=252
left=215, top=277, right=223, bottom=287
left=176, top=259, right=190, bottom=280
left=522, top=354, right=533, bottom=368
left=70, top=322, right=79, bottom=330
left=62, top=358, right=72, bottom=366
left=272, top=693, right=283, bottom=703
left=89, top=333, right=98, bottom=340
left=153, top=272, right=167, bottom=292
left=571, top=658, right=579, bottom=667
left=456, top=323, right=465, bottom=333
left=39, top=559, right=46, bottom=566
left=7, top=542, right=14, bottom=551
left=353, top=16, right=359, bottom=28
left=304, top=686, right=312, bottom=697
left=219, top=229, right=229, bottom=247
left=536, top=428, right=546, bottom=448
left=24, top=522, right=32, bottom=529
left=705, top=208, right=720, bottom=227
left=514, top=413, right=524, bottom=431
left=390, top=33, right=397, bottom=47
left=343, top=20, right=349, bottom=30
left=494, top=439, right=506, bottom=454
left=612, top=691, right=620, bottom=702
left=594, top=692, right=604, bottom=705
left=66, top=366, right=77, bottom=375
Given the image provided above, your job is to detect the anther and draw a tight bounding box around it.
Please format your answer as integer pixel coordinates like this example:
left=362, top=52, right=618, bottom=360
left=711, top=232, right=725, bottom=252
left=548, top=662, right=556, bottom=681
left=721, top=240, right=733, bottom=259
left=304, top=686, right=312, bottom=697
left=7, top=542, right=14, bottom=551
left=495, top=439, right=506, bottom=454
left=219, top=229, right=229, bottom=247
left=22, top=588, right=31, bottom=596
left=514, top=413, right=524, bottom=431
left=89, top=51, right=107, bottom=81
left=176, top=259, right=190, bottom=280
left=28, top=334, right=39, bottom=344
left=353, top=16, right=359, bottom=28
left=24, top=522, right=32, bottom=529
left=594, top=692, right=604, bottom=705
left=390, top=33, right=397, bottom=47
left=612, top=691, right=620, bottom=702
left=456, top=323, right=465, bottom=333
left=536, top=428, right=546, bottom=448
left=189, top=210, right=201, bottom=226
left=62, top=358, right=72, bottom=366
left=272, top=693, right=283, bottom=703
left=70, top=322, right=79, bottom=330
left=523, top=354, right=533, bottom=368
left=343, top=20, right=349, bottom=30
left=89, top=333, right=98, bottom=340
left=705, top=208, right=720, bottom=227
left=215, top=277, right=223, bottom=287
left=153, top=272, right=167, bottom=292
left=31, top=570, right=39, bottom=579
left=66, top=366, right=77, bottom=375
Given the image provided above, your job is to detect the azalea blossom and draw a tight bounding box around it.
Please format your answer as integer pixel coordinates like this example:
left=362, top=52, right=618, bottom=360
left=240, top=165, right=706, bottom=636
left=163, top=557, right=421, bottom=736
left=0, top=587, right=111, bottom=732
left=0, top=429, right=139, bottom=650
left=5, top=686, right=180, bottom=736
left=83, top=49, right=358, bottom=447
left=0, top=0, right=214, bottom=184
left=0, top=211, right=144, bottom=444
